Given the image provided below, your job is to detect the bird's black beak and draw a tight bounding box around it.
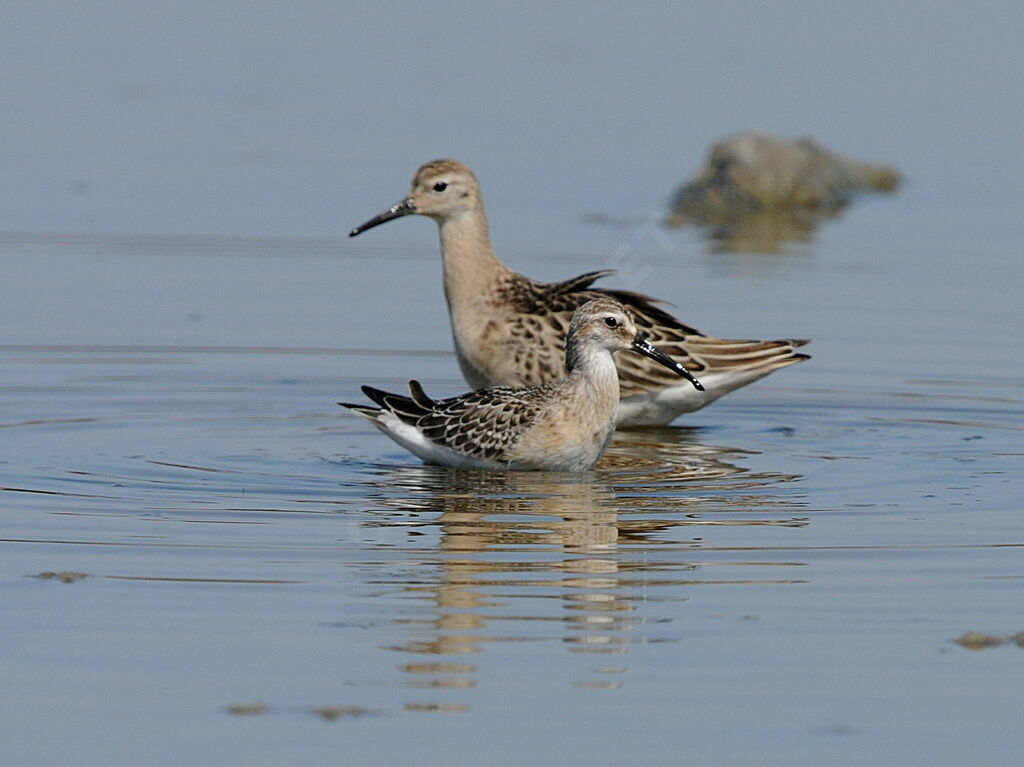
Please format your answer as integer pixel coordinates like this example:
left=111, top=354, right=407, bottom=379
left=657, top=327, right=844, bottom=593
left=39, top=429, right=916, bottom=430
left=349, top=197, right=417, bottom=236
left=632, top=333, right=704, bottom=391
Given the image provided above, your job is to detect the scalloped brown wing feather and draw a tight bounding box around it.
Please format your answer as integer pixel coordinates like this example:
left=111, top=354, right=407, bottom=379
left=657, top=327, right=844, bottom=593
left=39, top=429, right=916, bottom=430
left=498, top=270, right=806, bottom=397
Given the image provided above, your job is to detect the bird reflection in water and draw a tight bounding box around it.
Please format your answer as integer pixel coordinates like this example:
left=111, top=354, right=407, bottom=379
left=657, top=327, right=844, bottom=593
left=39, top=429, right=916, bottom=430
left=354, top=428, right=808, bottom=708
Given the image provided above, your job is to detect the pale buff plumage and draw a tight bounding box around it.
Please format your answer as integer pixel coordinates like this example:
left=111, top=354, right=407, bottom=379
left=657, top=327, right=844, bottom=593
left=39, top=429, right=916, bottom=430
left=350, top=159, right=809, bottom=426
left=341, top=299, right=702, bottom=471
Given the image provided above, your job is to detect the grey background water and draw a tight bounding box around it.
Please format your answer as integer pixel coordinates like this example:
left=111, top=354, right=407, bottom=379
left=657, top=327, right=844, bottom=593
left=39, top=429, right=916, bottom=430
left=3, top=3, right=1023, bottom=766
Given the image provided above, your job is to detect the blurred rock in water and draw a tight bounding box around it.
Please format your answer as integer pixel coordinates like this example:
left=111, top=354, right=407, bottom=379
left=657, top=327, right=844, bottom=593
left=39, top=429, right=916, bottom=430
left=667, top=133, right=900, bottom=252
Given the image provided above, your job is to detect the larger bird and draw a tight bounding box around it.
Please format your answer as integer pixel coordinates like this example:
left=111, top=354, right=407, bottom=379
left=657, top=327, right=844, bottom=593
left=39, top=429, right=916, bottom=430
left=341, top=299, right=702, bottom=471
left=349, top=159, right=809, bottom=426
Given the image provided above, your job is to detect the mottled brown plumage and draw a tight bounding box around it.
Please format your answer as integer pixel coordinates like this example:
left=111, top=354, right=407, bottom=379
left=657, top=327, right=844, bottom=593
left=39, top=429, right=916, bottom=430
left=361, top=382, right=546, bottom=463
left=350, top=159, right=809, bottom=425
left=341, top=299, right=702, bottom=471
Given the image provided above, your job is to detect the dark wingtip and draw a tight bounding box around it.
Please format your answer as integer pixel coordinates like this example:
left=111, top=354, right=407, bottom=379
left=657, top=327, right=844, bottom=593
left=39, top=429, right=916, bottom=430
left=407, top=379, right=436, bottom=409
left=348, top=228, right=359, bottom=237
left=358, top=385, right=389, bottom=408
left=339, top=401, right=378, bottom=412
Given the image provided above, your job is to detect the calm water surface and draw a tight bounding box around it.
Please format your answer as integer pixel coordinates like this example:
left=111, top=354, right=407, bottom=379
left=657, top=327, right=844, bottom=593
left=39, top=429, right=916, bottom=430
left=3, top=4, right=1024, bottom=766
left=4, top=235, right=1022, bottom=766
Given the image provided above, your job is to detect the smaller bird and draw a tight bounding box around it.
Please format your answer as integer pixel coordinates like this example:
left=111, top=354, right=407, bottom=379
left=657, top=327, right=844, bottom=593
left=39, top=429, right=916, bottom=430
left=341, top=299, right=702, bottom=471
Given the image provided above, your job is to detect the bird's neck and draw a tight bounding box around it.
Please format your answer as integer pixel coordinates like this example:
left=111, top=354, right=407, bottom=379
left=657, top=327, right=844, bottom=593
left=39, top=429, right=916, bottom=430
left=437, top=208, right=511, bottom=312
left=565, top=345, right=621, bottom=410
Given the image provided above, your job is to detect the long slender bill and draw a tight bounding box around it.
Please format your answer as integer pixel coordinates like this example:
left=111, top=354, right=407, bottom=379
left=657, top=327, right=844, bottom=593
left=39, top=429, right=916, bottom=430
left=349, top=198, right=417, bottom=236
left=633, top=335, right=704, bottom=391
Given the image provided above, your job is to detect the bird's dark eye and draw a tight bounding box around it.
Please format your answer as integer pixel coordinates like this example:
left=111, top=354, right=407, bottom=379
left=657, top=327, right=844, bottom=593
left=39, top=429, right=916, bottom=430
left=604, top=316, right=619, bottom=328
left=433, top=182, right=448, bottom=192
